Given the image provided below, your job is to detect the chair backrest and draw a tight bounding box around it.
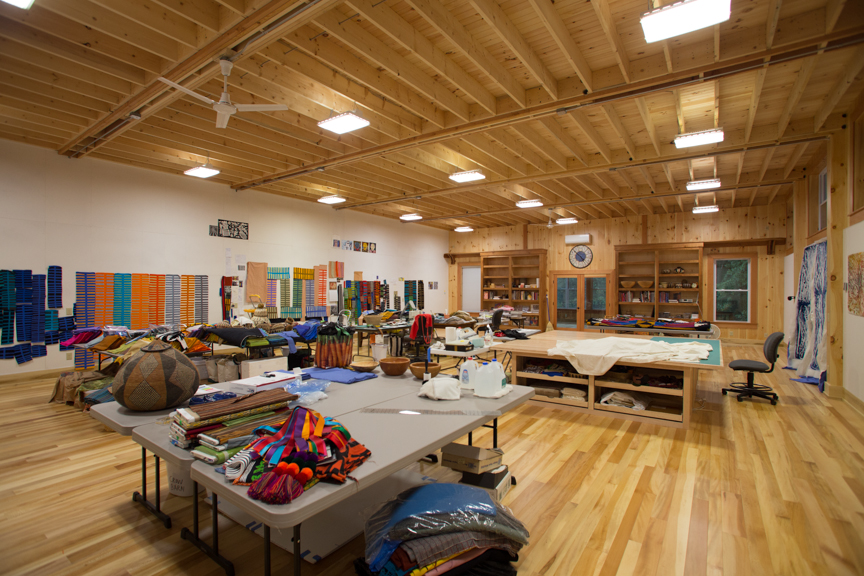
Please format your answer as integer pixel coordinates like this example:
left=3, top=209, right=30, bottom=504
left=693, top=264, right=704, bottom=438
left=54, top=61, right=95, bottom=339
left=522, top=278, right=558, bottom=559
left=491, top=309, right=504, bottom=331
left=763, top=332, right=785, bottom=364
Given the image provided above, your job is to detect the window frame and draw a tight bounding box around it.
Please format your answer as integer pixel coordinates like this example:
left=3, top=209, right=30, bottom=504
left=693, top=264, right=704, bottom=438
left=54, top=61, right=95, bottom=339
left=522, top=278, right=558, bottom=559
left=817, top=167, right=828, bottom=231
left=706, top=253, right=759, bottom=328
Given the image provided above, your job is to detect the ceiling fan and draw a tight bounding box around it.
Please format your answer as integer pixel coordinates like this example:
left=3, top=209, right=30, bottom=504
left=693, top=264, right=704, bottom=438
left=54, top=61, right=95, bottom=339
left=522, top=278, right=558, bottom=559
left=157, top=59, right=288, bottom=128
left=533, top=209, right=578, bottom=228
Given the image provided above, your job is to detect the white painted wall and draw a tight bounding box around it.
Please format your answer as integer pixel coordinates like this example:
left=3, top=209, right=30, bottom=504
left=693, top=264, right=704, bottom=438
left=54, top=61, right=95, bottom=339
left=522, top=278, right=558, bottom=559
left=0, top=140, right=449, bottom=376
left=844, top=219, right=864, bottom=402
left=784, top=252, right=795, bottom=339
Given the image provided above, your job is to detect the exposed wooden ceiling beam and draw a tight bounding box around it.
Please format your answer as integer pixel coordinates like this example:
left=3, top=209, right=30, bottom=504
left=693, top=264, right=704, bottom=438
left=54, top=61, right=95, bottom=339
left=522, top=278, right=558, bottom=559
left=150, top=0, right=224, bottom=33
left=467, top=0, right=557, bottom=100
left=758, top=147, right=775, bottom=181
left=814, top=46, right=864, bottom=131
left=402, top=0, right=526, bottom=108
left=313, top=10, right=470, bottom=122
left=537, top=117, right=589, bottom=165
left=509, top=123, right=566, bottom=169
left=777, top=56, right=818, bottom=138
left=782, top=143, right=807, bottom=178
left=88, top=0, right=202, bottom=49
left=486, top=127, right=547, bottom=172
left=745, top=67, right=767, bottom=144
left=599, top=103, right=637, bottom=160
left=569, top=109, right=612, bottom=163
left=635, top=97, right=662, bottom=156
left=766, top=0, right=783, bottom=49
left=345, top=0, right=496, bottom=115
left=526, top=0, right=592, bottom=92
left=826, top=0, right=848, bottom=34
left=590, top=0, right=630, bottom=83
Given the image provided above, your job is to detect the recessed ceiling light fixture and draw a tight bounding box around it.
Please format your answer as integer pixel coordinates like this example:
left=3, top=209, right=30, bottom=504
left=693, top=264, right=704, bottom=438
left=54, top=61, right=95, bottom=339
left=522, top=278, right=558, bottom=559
left=0, top=0, right=36, bottom=8
left=449, top=170, right=485, bottom=183
left=686, top=178, right=722, bottom=191
left=640, top=0, right=731, bottom=43
left=556, top=217, right=578, bottom=224
left=318, top=111, right=370, bottom=134
left=400, top=213, right=423, bottom=221
left=516, top=199, right=543, bottom=208
left=674, top=128, right=724, bottom=149
left=454, top=226, right=474, bottom=232
left=317, top=195, right=346, bottom=204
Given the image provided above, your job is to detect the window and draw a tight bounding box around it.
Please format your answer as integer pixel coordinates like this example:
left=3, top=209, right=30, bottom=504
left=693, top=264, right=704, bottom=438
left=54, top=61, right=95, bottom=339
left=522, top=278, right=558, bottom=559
left=557, top=277, right=579, bottom=310
left=713, top=257, right=752, bottom=323
left=818, top=168, right=828, bottom=231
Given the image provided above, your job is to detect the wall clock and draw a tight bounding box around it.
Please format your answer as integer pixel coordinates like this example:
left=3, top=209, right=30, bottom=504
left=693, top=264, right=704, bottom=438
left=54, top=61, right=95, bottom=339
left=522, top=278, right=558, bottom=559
left=569, top=245, right=593, bottom=268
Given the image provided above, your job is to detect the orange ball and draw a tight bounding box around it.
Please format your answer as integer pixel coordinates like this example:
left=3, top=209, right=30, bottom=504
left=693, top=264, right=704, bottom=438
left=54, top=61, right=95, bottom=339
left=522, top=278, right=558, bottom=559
left=297, top=468, right=313, bottom=484
left=275, top=462, right=289, bottom=475
left=285, top=463, right=300, bottom=477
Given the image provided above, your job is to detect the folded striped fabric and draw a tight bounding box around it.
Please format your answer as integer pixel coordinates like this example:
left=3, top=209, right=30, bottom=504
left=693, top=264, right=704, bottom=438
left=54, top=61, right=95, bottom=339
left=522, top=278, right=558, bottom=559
left=191, top=445, right=244, bottom=465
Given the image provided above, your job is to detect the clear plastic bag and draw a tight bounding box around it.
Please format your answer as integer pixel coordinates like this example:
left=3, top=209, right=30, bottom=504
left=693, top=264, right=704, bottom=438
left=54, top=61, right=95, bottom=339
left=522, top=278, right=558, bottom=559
left=283, top=378, right=331, bottom=394
left=294, top=390, right=328, bottom=406
left=364, top=483, right=529, bottom=571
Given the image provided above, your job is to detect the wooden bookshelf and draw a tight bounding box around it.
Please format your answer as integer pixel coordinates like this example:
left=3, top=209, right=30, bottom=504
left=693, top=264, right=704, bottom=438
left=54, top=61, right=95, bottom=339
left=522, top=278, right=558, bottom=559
left=615, top=243, right=704, bottom=321
left=481, top=249, right=547, bottom=328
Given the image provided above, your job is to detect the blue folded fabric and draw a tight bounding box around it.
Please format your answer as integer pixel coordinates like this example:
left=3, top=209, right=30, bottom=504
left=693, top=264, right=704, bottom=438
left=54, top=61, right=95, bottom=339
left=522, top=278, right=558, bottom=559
left=295, top=322, right=319, bottom=341
left=302, top=367, right=377, bottom=384
left=275, top=331, right=298, bottom=353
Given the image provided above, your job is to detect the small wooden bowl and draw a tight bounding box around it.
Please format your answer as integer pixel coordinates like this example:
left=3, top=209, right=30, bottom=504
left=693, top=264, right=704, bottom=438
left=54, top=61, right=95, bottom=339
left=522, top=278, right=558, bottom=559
left=620, top=281, right=636, bottom=289
left=637, top=281, right=653, bottom=289
left=379, top=357, right=411, bottom=376
left=350, top=360, right=379, bottom=372
left=409, top=362, right=441, bottom=379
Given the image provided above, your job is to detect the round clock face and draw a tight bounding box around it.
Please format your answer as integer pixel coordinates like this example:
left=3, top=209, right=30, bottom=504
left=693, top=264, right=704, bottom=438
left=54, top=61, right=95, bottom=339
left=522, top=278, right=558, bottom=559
left=569, top=245, right=593, bottom=268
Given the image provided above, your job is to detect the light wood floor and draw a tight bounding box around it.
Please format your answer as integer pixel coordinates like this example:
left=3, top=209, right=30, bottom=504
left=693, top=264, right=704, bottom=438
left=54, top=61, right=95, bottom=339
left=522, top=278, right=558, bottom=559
left=2, top=343, right=864, bottom=576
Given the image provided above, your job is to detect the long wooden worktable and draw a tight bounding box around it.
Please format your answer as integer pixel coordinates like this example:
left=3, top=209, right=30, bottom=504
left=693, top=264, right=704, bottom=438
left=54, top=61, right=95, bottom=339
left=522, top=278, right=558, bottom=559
left=493, top=330, right=723, bottom=429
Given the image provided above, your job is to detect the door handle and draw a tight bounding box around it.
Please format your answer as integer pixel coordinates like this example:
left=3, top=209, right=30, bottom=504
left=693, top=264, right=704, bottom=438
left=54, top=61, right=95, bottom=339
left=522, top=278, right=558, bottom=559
left=787, top=296, right=794, bottom=301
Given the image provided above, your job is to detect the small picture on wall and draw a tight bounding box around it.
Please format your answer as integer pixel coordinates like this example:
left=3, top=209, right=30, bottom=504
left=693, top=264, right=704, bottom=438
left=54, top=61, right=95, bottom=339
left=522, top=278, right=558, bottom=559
left=433, top=281, right=438, bottom=289
left=209, top=225, right=218, bottom=236
left=850, top=252, right=864, bottom=317
left=329, top=281, right=337, bottom=290
left=369, top=242, right=376, bottom=253
left=362, top=242, right=369, bottom=252
left=428, top=281, right=433, bottom=290
left=354, top=241, right=361, bottom=252
left=332, top=239, right=340, bottom=248
left=344, top=240, right=353, bottom=251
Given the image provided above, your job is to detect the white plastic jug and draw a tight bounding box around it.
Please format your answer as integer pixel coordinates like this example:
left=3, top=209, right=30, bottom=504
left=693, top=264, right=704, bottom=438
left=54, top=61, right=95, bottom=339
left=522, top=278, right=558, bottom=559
left=475, top=362, right=497, bottom=397
left=460, top=357, right=478, bottom=389
left=490, top=358, right=507, bottom=388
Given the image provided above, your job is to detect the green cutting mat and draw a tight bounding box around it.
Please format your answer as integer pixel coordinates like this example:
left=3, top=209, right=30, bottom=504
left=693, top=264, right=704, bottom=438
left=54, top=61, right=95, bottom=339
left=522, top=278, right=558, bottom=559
left=650, top=336, right=722, bottom=366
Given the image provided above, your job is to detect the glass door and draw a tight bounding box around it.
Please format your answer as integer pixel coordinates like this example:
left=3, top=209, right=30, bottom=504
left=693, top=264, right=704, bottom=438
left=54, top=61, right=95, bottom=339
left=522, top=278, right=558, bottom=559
left=553, top=273, right=611, bottom=330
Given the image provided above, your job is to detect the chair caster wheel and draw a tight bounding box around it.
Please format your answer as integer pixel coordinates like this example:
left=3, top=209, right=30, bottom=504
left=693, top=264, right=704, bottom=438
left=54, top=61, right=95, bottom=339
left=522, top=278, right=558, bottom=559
left=771, top=400, right=777, bottom=405
left=773, top=394, right=778, bottom=400
left=737, top=395, right=743, bottom=402
left=722, top=389, right=727, bottom=395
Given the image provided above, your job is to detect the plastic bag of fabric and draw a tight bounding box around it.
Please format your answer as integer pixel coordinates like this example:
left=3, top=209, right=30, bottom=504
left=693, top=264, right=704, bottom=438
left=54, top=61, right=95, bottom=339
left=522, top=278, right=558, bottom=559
left=315, top=323, right=355, bottom=368
left=364, top=483, right=529, bottom=572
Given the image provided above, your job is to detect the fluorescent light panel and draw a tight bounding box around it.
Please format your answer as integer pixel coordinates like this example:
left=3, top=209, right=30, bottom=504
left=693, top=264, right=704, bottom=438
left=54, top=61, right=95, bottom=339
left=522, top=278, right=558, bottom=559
left=686, top=178, right=722, bottom=191
left=1, top=0, right=36, bottom=8
left=317, top=195, right=346, bottom=204
left=317, top=112, right=370, bottom=134
left=184, top=164, right=220, bottom=178
left=674, top=128, right=724, bottom=149
left=556, top=218, right=578, bottom=224
left=449, top=170, right=485, bottom=183
left=692, top=204, right=720, bottom=213
left=454, top=226, right=474, bottom=232
left=640, top=0, right=731, bottom=43
left=400, top=213, right=423, bottom=221
left=516, top=199, right=543, bottom=208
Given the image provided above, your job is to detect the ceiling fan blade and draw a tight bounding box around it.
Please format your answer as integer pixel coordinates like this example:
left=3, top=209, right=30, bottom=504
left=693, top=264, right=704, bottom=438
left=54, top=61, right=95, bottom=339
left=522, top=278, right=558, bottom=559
left=215, top=112, right=232, bottom=129
left=234, top=104, right=289, bottom=112
left=157, top=77, right=215, bottom=105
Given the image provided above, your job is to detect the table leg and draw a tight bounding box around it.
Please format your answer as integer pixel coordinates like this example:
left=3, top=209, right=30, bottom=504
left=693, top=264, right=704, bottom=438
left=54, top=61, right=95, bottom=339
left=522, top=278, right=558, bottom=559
left=131, top=447, right=172, bottom=529
left=180, top=491, right=235, bottom=576
left=467, top=432, right=472, bottom=446
left=294, top=524, right=302, bottom=575
left=264, top=525, right=271, bottom=576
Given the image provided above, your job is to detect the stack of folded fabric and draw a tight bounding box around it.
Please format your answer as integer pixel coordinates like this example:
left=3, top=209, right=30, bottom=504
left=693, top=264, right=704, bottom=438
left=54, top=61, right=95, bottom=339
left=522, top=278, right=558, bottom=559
left=358, top=483, right=529, bottom=576
left=169, top=389, right=298, bottom=449
left=222, top=406, right=371, bottom=505
left=599, top=390, right=651, bottom=411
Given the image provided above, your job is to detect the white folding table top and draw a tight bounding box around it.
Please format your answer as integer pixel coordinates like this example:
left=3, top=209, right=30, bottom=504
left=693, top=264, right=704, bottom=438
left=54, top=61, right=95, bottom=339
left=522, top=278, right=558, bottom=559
left=133, top=422, right=197, bottom=468
left=90, top=402, right=181, bottom=436
left=190, top=385, right=534, bottom=529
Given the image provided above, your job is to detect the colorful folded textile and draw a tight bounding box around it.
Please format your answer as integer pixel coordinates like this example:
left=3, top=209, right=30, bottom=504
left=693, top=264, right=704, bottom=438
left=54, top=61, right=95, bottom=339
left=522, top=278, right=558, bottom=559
left=191, top=445, right=244, bottom=465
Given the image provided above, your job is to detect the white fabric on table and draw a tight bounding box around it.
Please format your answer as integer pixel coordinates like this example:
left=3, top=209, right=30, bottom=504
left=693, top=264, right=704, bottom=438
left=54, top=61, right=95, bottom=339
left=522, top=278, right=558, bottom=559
left=549, top=337, right=713, bottom=376
left=600, top=390, right=651, bottom=411
left=418, top=376, right=461, bottom=400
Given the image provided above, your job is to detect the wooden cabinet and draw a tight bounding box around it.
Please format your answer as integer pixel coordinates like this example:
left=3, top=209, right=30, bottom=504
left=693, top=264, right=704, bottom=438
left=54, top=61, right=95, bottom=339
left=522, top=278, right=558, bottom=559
left=615, top=243, right=704, bottom=321
left=480, top=249, right=547, bottom=328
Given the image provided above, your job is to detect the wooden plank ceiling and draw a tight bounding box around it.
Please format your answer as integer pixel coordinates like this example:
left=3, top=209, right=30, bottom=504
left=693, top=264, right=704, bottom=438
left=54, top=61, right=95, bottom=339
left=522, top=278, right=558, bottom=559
left=1, top=0, right=863, bottom=229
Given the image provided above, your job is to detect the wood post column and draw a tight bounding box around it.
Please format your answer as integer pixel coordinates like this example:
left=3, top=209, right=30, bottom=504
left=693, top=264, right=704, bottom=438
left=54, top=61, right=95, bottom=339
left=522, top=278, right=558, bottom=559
left=825, top=129, right=849, bottom=397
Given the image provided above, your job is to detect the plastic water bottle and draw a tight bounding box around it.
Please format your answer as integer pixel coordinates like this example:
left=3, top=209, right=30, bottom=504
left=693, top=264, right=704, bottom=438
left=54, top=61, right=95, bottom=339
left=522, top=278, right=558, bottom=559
left=491, top=358, right=506, bottom=388
left=460, top=357, right=478, bottom=390
left=475, top=362, right=496, bottom=397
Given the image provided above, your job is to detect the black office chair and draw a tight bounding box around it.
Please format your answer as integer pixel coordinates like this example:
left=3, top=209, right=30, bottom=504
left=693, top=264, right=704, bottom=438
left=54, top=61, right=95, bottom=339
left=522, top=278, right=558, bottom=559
left=722, top=331, right=784, bottom=405
left=491, top=309, right=504, bottom=332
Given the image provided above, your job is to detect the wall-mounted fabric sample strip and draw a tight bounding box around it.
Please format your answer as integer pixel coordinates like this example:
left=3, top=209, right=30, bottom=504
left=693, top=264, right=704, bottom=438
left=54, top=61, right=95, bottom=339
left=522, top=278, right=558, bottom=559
left=47, top=266, right=61, bottom=309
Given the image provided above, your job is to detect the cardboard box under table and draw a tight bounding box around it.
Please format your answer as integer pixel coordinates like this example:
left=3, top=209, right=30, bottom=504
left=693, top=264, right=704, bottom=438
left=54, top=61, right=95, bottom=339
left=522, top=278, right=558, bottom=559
left=441, top=443, right=504, bottom=474
left=186, top=384, right=534, bottom=575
